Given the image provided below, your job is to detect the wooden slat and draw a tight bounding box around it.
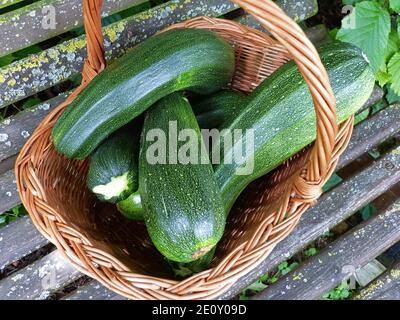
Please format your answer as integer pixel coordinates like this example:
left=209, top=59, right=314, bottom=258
left=218, top=145, right=400, bottom=299
left=0, top=250, right=81, bottom=300
left=0, top=169, right=17, bottom=214
left=63, top=280, right=126, bottom=300
left=251, top=200, right=400, bottom=300
left=337, top=103, right=399, bottom=170
left=352, top=261, right=400, bottom=300
left=0, top=216, right=49, bottom=271
left=0, top=0, right=148, bottom=57
left=0, top=93, right=68, bottom=168
left=0, top=0, right=238, bottom=109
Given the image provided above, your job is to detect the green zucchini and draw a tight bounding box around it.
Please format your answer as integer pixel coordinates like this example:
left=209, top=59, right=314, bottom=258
left=116, top=90, right=246, bottom=218
left=52, top=28, right=235, bottom=160
left=214, top=41, right=375, bottom=212
left=121, top=41, right=375, bottom=219
left=139, top=93, right=225, bottom=263
left=192, top=90, right=247, bottom=130
left=117, top=190, right=143, bottom=220
left=87, top=123, right=140, bottom=204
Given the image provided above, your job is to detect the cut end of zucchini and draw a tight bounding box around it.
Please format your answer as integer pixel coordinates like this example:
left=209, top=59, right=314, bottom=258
left=92, top=172, right=131, bottom=201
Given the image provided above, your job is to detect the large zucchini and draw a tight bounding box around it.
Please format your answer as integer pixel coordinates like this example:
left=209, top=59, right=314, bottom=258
left=139, top=93, right=226, bottom=263
left=52, top=28, right=235, bottom=159
left=215, top=41, right=375, bottom=212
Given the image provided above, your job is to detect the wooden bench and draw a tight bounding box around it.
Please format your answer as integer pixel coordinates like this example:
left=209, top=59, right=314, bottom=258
left=0, top=0, right=399, bottom=300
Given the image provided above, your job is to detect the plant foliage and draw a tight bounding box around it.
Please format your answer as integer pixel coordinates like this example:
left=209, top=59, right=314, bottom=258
left=336, top=0, right=400, bottom=95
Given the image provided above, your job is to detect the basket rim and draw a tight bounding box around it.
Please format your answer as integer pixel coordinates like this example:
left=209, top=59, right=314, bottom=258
left=15, top=0, right=352, bottom=300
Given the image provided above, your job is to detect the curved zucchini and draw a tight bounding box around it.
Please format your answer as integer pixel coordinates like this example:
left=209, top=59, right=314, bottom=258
left=139, top=93, right=225, bottom=263
left=214, top=41, right=375, bottom=212
left=52, top=28, right=235, bottom=159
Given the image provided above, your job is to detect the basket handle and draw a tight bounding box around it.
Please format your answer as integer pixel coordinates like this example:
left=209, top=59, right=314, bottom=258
left=81, top=0, right=106, bottom=83
left=231, top=0, right=338, bottom=201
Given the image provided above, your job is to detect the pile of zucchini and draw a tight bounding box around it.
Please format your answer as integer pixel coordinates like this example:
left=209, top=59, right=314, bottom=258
left=52, top=28, right=375, bottom=275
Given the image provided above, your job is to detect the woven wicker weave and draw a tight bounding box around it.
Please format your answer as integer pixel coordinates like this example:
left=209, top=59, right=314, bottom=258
left=15, top=0, right=355, bottom=300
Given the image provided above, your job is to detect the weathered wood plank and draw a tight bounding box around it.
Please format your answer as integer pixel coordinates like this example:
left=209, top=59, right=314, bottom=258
left=337, top=104, right=400, bottom=170
left=63, top=280, right=126, bottom=300
left=0, top=93, right=68, bottom=167
left=0, top=0, right=148, bottom=57
left=251, top=199, right=400, bottom=300
left=0, top=250, right=81, bottom=300
left=0, top=0, right=238, bottom=109
left=0, top=169, right=17, bottom=214
left=0, top=216, right=49, bottom=271
left=358, top=85, right=385, bottom=114
left=218, top=145, right=400, bottom=299
left=352, top=261, right=400, bottom=300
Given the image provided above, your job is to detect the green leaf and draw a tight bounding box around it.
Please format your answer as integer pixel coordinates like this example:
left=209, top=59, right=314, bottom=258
left=371, top=100, right=386, bottom=114
left=354, top=108, right=370, bottom=125
left=247, top=280, right=268, bottom=293
left=289, top=262, right=299, bottom=271
left=305, top=247, right=318, bottom=257
left=386, top=86, right=400, bottom=103
left=278, top=261, right=289, bottom=271
left=368, top=149, right=381, bottom=159
left=0, top=215, right=7, bottom=224
left=388, top=52, right=400, bottom=95
left=323, top=174, right=343, bottom=192
left=337, top=1, right=391, bottom=72
left=360, top=204, right=378, bottom=220
left=22, top=97, right=42, bottom=109
left=340, top=289, right=350, bottom=299
left=239, top=292, right=249, bottom=300
left=385, top=29, right=400, bottom=61
left=376, top=67, right=391, bottom=87
left=390, top=0, right=400, bottom=12
left=259, top=273, right=270, bottom=283
left=329, top=28, right=339, bottom=40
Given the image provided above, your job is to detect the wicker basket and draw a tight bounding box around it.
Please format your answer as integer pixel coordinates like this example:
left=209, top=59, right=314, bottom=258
left=15, top=0, right=355, bottom=300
